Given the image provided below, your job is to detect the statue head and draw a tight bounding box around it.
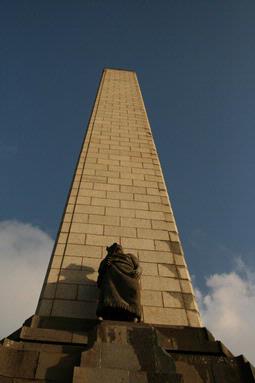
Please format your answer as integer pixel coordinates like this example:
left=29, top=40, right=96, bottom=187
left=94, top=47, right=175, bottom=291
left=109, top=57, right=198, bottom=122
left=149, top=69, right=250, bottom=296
left=106, top=243, right=123, bottom=256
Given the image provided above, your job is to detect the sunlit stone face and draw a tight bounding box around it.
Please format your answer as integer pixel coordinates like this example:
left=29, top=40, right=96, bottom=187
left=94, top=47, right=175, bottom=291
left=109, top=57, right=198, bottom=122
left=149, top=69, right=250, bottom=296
left=37, top=68, right=201, bottom=327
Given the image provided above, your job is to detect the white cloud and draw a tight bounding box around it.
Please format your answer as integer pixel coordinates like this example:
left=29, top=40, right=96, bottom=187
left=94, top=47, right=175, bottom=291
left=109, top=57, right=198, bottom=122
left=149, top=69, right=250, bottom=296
left=0, top=220, right=53, bottom=339
left=197, top=259, right=255, bottom=365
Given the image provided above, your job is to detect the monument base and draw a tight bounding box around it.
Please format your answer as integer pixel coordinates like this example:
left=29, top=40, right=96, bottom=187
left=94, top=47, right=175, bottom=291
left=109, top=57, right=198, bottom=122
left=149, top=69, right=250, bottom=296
left=0, top=316, right=254, bottom=382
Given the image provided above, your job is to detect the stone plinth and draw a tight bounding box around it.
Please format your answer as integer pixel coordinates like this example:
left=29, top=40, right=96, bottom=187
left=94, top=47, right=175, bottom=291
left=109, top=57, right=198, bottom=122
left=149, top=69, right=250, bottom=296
left=0, top=316, right=254, bottom=382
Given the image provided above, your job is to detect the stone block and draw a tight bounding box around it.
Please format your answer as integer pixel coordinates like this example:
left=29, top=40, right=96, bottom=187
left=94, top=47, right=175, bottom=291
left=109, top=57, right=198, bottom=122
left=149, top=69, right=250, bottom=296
left=139, top=250, right=174, bottom=264
left=101, top=343, right=141, bottom=370
left=0, top=348, right=39, bottom=379
left=141, top=276, right=181, bottom=292
left=143, top=306, right=188, bottom=326
left=164, top=213, right=174, bottom=222
left=170, top=241, right=183, bottom=255
left=95, top=170, right=119, bottom=178
left=78, top=285, right=98, bottom=301
left=72, top=213, right=89, bottom=223
left=133, top=180, right=158, bottom=188
left=162, top=292, right=184, bottom=308
left=133, top=167, right=155, bottom=176
left=76, top=196, right=91, bottom=205
left=121, top=172, right=145, bottom=181
left=120, top=200, right=149, bottom=210
left=68, top=233, right=85, bottom=244
left=43, top=284, right=56, bottom=299
left=136, top=210, right=165, bottom=221
left=20, top=326, right=72, bottom=343
left=106, top=191, right=133, bottom=200
left=183, top=293, right=199, bottom=311
left=37, top=299, right=52, bottom=316
left=177, top=266, right=190, bottom=280
left=75, top=204, right=105, bottom=215
left=79, top=188, right=106, bottom=198
left=174, top=254, right=187, bottom=266
left=137, top=228, right=169, bottom=240
left=94, top=183, right=119, bottom=191
left=187, top=310, right=202, bottom=327
left=121, top=217, right=151, bottom=228
left=134, top=193, right=161, bottom=203
left=98, top=158, right=120, bottom=166
left=51, top=256, right=62, bottom=269
left=35, top=351, right=80, bottom=382
left=108, top=177, right=132, bottom=186
left=61, top=222, right=71, bottom=232
left=140, top=262, right=158, bottom=275
left=66, top=204, right=74, bottom=213
left=89, top=214, right=119, bottom=226
left=158, top=264, right=178, bottom=278
left=73, top=367, right=129, bottom=383
left=106, top=207, right=135, bottom=218
left=79, top=181, right=93, bottom=189
left=104, top=225, right=136, bottom=238
left=180, top=280, right=194, bottom=294
left=72, top=333, right=88, bottom=344
left=62, top=256, right=82, bottom=269
left=47, top=269, right=59, bottom=283
left=82, top=258, right=101, bottom=270
left=155, top=240, right=171, bottom=252
left=59, top=269, right=97, bottom=284
left=56, top=284, right=77, bottom=300
left=82, top=175, right=107, bottom=184
left=121, top=237, right=154, bottom=250
left=58, top=232, right=68, bottom=244
left=70, top=222, right=103, bottom=235
left=86, top=234, right=119, bottom=246
left=52, top=300, right=97, bottom=319
left=141, top=290, right=163, bottom=307
left=151, top=220, right=177, bottom=232
left=92, top=197, right=119, bottom=208
left=54, top=244, right=65, bottom=256
left=109, top=165, right=132, bottom=173
left=169, top=232, right=179, bottom=242
left=120, top=185, right=146, bottom=194
left=147, top=188, right=161, bottom=195
left=65, top=244, right=102, bottom=258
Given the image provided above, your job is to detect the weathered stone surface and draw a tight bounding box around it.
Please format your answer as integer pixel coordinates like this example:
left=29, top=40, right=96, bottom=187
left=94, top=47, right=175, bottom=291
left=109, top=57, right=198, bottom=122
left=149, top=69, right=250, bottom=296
left=35, top=351, right=80, bottom=382
left=0, top=348, right=39, bottom=379
left=73, top=366, right=129, bottom=383
left=20, top=326, right=88, bottom=345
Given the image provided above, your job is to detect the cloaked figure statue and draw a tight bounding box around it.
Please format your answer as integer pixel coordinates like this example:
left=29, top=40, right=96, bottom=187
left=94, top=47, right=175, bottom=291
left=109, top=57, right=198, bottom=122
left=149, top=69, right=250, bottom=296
left=96, top=243, right=142, bottom=322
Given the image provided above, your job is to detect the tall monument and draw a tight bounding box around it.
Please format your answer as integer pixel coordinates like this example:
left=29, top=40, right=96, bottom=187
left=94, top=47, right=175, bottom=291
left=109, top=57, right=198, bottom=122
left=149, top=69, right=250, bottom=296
left=0, top=69, right=254, bottom=382
left=37, top=68, right=201, bottom=327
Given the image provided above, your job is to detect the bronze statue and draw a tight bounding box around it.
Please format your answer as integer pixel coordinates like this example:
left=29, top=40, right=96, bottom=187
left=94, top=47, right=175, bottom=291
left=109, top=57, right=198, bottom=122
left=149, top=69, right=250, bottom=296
left=96, top=243, right=142, bottom=322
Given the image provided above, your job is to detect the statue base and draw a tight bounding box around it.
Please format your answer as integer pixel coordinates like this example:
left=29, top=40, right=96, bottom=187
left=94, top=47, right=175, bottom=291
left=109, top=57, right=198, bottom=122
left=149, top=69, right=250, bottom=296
left=0, top=315, right=254, bottom=382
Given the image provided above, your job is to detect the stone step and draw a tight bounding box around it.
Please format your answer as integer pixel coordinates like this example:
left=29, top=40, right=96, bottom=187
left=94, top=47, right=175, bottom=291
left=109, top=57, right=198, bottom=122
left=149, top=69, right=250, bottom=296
left=155, top=325, right=233, bottom=356
left=73, top=367, right=183, bottom=383
left=29, top=314, right=98, bottom=332
left=171, top=352, right=255, bottom=383
left=3, top=338, right=85, bottom=354
left=20, top=326, right=88, bottom=345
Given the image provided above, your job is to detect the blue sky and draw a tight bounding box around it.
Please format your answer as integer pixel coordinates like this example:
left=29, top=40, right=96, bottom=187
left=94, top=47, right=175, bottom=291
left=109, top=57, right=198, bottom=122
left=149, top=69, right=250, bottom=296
left=1, top=0, right=255, bottom=361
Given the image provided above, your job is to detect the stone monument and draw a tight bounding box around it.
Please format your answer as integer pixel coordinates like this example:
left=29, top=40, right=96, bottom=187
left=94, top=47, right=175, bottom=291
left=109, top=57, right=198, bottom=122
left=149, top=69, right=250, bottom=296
left=0, top=68, right=254, bottom=382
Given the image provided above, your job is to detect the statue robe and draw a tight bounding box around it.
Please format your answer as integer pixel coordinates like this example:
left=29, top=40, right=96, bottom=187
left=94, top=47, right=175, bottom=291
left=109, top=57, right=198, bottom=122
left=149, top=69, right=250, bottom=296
left=96, top=253, right=141, bottom=319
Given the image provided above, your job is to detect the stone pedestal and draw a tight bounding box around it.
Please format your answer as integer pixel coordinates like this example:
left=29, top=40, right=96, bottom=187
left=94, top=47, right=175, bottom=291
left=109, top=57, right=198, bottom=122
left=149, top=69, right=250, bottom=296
left=73, top=321, right=182, bottom=382
left=0, top=316, right=254, bottom=382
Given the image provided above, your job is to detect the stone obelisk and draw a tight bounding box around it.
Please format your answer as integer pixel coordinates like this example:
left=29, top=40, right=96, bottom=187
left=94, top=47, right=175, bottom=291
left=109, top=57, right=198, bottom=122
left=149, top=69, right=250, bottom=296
left=37, top=68, right=201, bottom=327
left=1, top=68, right=253, bottom=383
